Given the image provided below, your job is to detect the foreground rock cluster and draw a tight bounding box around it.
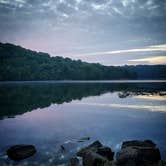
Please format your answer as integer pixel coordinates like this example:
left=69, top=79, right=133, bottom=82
left=5, top=140, right=166, bottom=166
left=71, top=140, right=164, bottom=166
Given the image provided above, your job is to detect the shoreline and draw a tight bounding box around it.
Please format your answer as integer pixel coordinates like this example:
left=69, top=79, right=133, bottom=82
left=1, top=80, right=166, bottom=84
left=3, top=139, right=166, bottom=166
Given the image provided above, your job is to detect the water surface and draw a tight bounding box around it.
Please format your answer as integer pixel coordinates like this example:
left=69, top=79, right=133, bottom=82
left=0, top=81, right=166, bottom=165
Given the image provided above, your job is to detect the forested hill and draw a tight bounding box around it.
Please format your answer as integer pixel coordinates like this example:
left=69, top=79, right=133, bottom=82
left=0, top=42, right=165, bottom=81
left=121, top=65, right=166, bottom=80
left=0, top=42, right=136, bottom=80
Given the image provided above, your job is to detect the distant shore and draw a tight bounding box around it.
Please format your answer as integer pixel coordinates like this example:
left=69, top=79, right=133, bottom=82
left=1, top=80, right=166, bottom=84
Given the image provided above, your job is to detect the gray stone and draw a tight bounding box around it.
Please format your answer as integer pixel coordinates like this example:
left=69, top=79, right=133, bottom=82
left=83, top=151, right=108, bottom=166
left=116, top=146, right=161, bottom=166
left=7, top=145, right=36, bottom=161
left=77, top=141, right=114, bottom=165
left=77, top=141, right=102, bottom=157
left=97, top=146, right=114, bottom=161
left=70, top=157, right=79, bottom=166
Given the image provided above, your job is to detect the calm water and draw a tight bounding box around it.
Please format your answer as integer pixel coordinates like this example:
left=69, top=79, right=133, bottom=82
left=0, top=81, right=166, bottom=165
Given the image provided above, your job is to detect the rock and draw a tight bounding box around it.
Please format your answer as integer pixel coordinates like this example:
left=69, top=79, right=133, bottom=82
left=7, top=145, right=36, bottom=161
left=97, top=146, right=114, bottom=161
left=83, top=151, right=109, bottom=166
left=70, top=157, right=79, bottom=166
left=77, top=140, right=102, bottom=157
left=82, top=151, right=116, bottom=166
left=76, top=140, right=162, bottom=166
left=77, top=141, right=114, bottom=166
left=117, top=140, right=161, bottom=165
left=116, top=146, right=161, bottom=166
left=122, top=140, right=156, bottom=149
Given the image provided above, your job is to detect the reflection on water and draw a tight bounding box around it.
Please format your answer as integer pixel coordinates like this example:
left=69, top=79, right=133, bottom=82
left=0, top=82, right=166, bottom=165
left=134, top=95, right=166, bottom=101
left=75, top=102, right=166, bottom=112
left=0, top=82, right=166, bottom=119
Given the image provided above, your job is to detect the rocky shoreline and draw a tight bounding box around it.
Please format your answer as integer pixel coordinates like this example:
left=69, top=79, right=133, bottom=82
left=4, top=140, right=166, bottom=166
left=70, top=140, right=165, bottom=166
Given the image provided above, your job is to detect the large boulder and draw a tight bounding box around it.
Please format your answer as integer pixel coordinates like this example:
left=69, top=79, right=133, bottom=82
left=7, top=145, right=36, bottom=161
left=97, top=146, right=114, bottom=161
left=70, top=157, right=80, bottom=166
left=83, top=151, right=113, bottom=166
left=77, top=141, right=114, bottom=166
left=116, top=140, right=161, bottom=166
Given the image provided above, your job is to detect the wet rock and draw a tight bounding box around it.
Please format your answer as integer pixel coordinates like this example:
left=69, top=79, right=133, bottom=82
left=70, top=157, right=79, bottom=166
left=77, top=140, right=102, bottom=157
left=116, top=146, right=161, bottom=166
left=75, top=140, right=163, bottom=166
left=77, top=141, right=114, bottom=166
left=97, top=146, right=114, bottom=161
left=122, top=140, right=156, bottom=149
left=83, top=151, right=109, bottom=166
left=7, top=145, right=36, bottom=161
left=83, top=152, right=116, bottom=166
left=117, top=140, right=161, bottom=165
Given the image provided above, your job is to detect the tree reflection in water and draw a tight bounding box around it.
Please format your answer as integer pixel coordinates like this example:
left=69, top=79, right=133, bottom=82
left=0, top=82, right=166, bottom=119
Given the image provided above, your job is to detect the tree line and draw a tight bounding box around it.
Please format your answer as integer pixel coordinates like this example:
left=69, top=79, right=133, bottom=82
left=0, top=42, right=136, bottom=80
left=0, top=42, right=165, bottom=81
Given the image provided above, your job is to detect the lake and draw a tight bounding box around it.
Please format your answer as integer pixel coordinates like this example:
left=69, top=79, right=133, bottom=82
left=0, top=81, right=166, bottom=165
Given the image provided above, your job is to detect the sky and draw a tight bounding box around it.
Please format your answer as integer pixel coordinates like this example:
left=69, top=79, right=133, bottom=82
left=0, top=0, right=166, bottom=65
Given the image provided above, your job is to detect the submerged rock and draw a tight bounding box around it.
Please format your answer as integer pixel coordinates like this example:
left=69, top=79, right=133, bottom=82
left=7, top=145, right=36, bottom=161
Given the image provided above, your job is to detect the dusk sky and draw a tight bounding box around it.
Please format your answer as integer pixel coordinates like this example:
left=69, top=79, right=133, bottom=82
left=0, top=0, right=166, bottom=65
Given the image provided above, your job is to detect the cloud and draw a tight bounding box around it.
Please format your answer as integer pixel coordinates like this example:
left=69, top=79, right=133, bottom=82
left=128, top=56, right=166, bottom=64
left=76, top=44, right=166, bottom=57
left=0, top=0, right=166, bottom=66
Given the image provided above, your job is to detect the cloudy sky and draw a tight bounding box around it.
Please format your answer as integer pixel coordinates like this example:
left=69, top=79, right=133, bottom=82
left=0, top=0, right=166, bottom=65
